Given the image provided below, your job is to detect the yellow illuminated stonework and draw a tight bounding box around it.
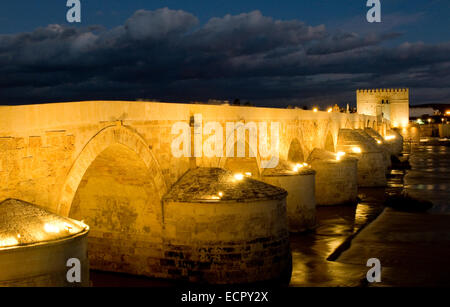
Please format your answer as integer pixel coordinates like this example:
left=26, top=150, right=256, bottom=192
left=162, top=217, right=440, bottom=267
left=357, top=88, right=409, bottom=128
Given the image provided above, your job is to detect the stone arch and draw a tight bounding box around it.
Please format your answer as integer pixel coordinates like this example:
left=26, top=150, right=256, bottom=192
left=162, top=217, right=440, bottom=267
left=218, top=128, right=262, bottom=177
left=287, top=138, right=305, bottom=163
left=57, top=124, right=168, bottom=275
left=345, top=119, right=353, bottom=129
left=324, top=130, right=335, bottom=152
left=58, top=124, right=166, bottom=217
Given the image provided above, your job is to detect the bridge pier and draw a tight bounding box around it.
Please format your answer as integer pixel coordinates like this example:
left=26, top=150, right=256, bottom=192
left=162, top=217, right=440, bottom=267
left=386, top=129, right=406, bottom=154
left=0, top=199, right=89, bottom=287
left=337, top=129, right=387, bottom=187
left=365, top=127, right=394, bottom=170
left=161, top=167, right=291, bottom=284
left=261, top=160, right=316, bottom=232
left=355, top=129, right=391, bottom=173
left=307, top=149, right=358, bottom=206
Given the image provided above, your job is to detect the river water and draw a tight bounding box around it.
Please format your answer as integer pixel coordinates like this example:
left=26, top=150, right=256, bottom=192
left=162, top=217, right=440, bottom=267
left=403, top=140, right=450, bottom=213
left=90, top=138, right=450, bottom=286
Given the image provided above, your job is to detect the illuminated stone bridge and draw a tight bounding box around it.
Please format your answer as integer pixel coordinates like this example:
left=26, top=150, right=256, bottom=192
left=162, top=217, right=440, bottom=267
left=0, top=101, right=395, bottom=284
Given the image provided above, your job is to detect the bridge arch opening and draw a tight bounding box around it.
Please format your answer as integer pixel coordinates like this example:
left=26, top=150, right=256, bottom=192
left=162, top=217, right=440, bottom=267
left=221, top=140, right=261, bottom=177
left=58, top=125, right=167, bottom=275
left=324, top=132, right=335, bottom=152
left=287, top=138, right=305, bottom=163
left=69, top=143, right=164, bottom=273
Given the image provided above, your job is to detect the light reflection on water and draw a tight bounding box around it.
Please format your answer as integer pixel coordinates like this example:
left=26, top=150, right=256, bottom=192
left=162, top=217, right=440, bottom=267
left=290, top=140, right=450, bottom=286
left=404, top=143, right=450, bottom=213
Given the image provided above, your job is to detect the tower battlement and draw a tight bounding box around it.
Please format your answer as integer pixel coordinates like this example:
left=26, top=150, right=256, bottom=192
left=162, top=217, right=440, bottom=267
left=357, top=88, right=409, bottom=93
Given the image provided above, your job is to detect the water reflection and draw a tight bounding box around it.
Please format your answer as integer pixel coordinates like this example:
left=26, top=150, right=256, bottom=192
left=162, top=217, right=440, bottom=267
left=404, top=144, right=450, bottom=213
left=289, top=163, right=405, bottom=286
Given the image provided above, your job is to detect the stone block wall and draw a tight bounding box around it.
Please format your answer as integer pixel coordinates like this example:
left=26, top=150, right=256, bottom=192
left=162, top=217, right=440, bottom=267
left=161, top=199, right=291, bottom=284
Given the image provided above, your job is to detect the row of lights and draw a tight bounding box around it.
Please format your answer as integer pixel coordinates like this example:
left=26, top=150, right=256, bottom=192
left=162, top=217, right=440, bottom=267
left=0, top=221, right=82, bottom=249
left=210, top=144, right=378, bottom=200
left=211, top=172, right=254, bottom=200
left=293, top=163, right=309, bottom=172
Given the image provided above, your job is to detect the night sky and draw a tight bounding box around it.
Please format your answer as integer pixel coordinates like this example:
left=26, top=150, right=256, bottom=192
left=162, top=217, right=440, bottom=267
left=1, top=0, right=449, bottom=107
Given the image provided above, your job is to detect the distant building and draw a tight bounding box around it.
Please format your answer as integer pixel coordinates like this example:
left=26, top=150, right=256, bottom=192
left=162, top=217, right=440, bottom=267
left=356, top=88, right=409, bottom=127
left=409, top=106, right=436, bottom=118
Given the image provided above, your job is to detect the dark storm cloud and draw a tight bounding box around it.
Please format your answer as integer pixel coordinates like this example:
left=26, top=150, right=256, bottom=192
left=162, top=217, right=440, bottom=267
left=0, top=7, right=449, bottom=106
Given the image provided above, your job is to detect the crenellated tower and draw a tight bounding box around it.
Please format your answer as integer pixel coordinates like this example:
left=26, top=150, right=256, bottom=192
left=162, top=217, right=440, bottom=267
left=356, top=88, right=409, bottom=127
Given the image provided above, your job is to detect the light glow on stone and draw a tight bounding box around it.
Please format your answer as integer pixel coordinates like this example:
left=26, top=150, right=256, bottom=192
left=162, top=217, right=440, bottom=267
left=336, top=152, right=346, bottom=161
left=234, top=173, right=244, bottom=181
left=44, top=223, right=60, bottom=234
left=385, top=135, right=395, bottom=141
left=0, top=237, right=19, bottom=248
left=352, top=147, right=362, bottom=153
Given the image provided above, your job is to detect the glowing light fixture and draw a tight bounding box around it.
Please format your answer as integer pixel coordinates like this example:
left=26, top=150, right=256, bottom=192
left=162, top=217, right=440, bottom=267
left=313, top=108, right=318, bottom=112
left=0, top=237, right=19, bottom=248
left=292, top=163, right=304, bottom=172
left=234, top=173, right=244, bottom=181
left=351, top=147, right=362, bottom=154
left=327, top=108, right=332, bottom=113
left=244, top=172, right=252, bottom=177
left=44, top=223, right=60, bottom=234
left=384, top=135, right=395, bottom=141
left=392, top=121, right=399, bottom=128
left=377, top=140, right=382, bottom=144
left=446, top=111, right=450, bottom=115
left=336, top=151, right=346, bottom=161
left=218, top=192, right=224, bottom=197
